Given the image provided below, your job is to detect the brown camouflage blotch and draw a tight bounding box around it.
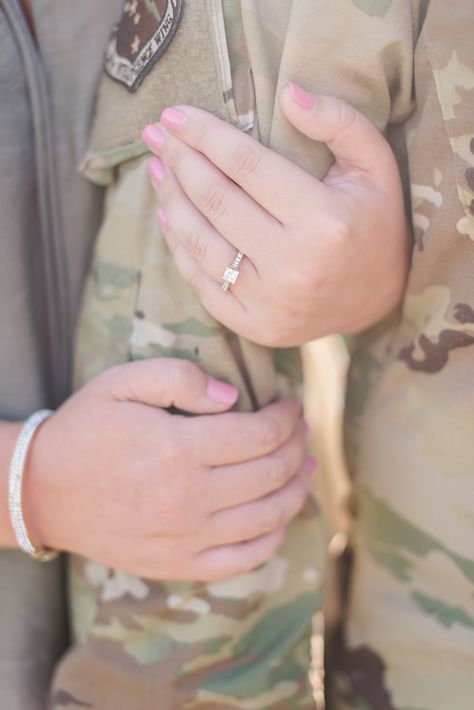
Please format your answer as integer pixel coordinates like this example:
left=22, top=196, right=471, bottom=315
left=454, top=303, right=474, bottom=325
left=465, top=167, right=474, bottom=192
left=399, top=331, right=474, bottom=373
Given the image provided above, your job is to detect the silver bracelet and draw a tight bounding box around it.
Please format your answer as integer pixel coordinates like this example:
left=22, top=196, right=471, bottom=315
left=8, top=409, right=59, bottom=561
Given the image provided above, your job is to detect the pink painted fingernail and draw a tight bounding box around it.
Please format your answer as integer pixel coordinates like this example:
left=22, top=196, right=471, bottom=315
left=288, top=82, right=314, bottom=110
left=148, top=157, right=166, bottom=184
left=142, top=123, right=164, bottom=151
left=161, top=107, right=188, bottom=132
left=303, top=456, right=317, bottom=475
left=156, top=208, right=168, bottom=229
left=207, top=378, right=239, bottom=405
left=303, top=421, right=310, bottom=435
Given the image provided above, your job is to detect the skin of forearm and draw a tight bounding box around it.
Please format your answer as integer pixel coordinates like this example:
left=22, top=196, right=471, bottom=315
left=0, top=420, right=24, bottom=547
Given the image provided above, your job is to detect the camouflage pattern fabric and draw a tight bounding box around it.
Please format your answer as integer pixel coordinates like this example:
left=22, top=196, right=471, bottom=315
left=51, top=2, right=320, bottom=708
left=329, top=1, right=474, bottom=708
left=50, top=1, right=430, bottom=708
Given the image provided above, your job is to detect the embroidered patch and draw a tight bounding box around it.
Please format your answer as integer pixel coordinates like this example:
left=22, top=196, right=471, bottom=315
left=105, top=0, right=184, bottom=92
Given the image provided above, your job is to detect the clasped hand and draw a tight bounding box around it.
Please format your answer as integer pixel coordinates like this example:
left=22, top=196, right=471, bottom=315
left=143, top=83, right=409, bottom=347
left=24, top=360, right=312, bottom=580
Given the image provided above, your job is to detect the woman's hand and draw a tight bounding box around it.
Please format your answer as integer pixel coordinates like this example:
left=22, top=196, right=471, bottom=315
left=142, top=84, right=409, bottom=347
left=21, top=359, right=311, bottom=581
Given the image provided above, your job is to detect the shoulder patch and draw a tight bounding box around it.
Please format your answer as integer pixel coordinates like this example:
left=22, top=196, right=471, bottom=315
left=105, top=0, right=184, bottom=92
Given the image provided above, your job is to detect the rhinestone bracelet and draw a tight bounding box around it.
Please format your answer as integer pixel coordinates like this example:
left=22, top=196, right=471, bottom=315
left=8, top=409, right=59, bottom=561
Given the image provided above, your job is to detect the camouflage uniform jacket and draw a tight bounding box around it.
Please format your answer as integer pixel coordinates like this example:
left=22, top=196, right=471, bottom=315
left=50, top=1, right=430, bottom=709
left=332, top=0, right=474, bottom=708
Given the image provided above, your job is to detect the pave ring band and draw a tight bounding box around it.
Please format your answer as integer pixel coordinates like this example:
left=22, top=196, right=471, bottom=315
left=221, top=250, right=244, bottom=292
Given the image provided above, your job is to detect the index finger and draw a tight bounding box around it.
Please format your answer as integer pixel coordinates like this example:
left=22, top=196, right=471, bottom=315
left=183, top=397, right=302, bottom=466
left=159, top=105, right=323, bottom=223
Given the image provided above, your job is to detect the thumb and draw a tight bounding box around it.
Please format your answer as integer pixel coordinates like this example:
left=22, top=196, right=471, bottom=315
left=280, top=83, right=390, bottom=177
left=99, top=358, right=239, bottom=414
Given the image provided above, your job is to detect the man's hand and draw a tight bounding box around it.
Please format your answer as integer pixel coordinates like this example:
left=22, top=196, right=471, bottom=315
left=142, top=84, right=409, bottom=346
left=22, top=359, right=312, bottom=580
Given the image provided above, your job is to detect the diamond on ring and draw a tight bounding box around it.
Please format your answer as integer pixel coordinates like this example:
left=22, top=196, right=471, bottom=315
left=221, top=250, right=244, bottom=292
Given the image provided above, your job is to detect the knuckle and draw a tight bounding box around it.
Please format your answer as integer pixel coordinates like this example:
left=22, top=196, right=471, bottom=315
left=265, top=455, right=288, bottom=489
left=164, top=231, right=179, bottom=254
left=186, top=229, right=208, bottom=261
left=329, top=218, right=350, bottom=247
left=172, top=359, right=198, bottom=391
left=273, top=501, right=290, bottom=529
left=289, top=261, right=328, bottom=296
left=259, top=416, right=282, bottom=450
left=228, top=143, right=261, bottom=180
left=192, top=116, right=212, bottom=151
left=292, top=266, right=316, bottom=292
left=294, top=476, right=309, bottom=511
left=261, top=502, right=286, bottom=533
left=187, top=268, right=205, bottom=298
left=164, top=142, right=181, bottom=172
left=334, top=98, right=358, bottom=134
left=157, top=175, right=174, bottom=204
left=201, top=183, right=227, bottom=221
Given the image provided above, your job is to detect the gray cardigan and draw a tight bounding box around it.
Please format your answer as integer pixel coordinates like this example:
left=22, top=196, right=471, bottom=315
left=0, top=2, right=121, bottom=706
